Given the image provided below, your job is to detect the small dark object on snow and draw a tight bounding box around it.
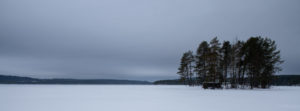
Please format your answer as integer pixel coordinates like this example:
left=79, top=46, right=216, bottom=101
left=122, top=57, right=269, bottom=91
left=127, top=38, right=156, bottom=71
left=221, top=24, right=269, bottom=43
left=202, top=82, right=222, bottom=89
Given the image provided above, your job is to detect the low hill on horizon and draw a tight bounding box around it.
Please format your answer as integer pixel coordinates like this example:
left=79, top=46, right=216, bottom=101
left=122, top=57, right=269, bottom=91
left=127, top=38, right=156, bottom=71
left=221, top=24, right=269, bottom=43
left=0, top=75, right=152, bottom=84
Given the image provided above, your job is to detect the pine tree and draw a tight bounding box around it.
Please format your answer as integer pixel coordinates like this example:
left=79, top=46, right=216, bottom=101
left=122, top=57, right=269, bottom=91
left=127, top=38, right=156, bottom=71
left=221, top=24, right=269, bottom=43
left=229, top=40, right=244, bottom=88
left=177, top=51, right=195, bottom=86
left=243, top=37, right=284, bottom=88
left=260, top=38, right=284, bottom=88
left=207, top=37, right=221, bottom=83
left=195, top=41, right=209, bottom=84
left=220, top=41, right=231, bottom=88
left=236, top=40, right=246, bottom=87
left=243, top=37, right=263, bottom=88
left=177, top=53, right=188, bottom=85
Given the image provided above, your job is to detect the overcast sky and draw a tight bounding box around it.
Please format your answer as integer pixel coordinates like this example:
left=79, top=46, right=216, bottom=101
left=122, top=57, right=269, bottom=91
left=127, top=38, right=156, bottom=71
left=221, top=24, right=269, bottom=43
left=0, top=0, right=299, bottom=81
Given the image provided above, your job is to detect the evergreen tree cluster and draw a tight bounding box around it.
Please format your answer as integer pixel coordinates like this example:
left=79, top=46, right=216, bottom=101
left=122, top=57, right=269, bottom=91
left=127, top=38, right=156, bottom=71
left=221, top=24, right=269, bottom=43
left=177, top=36, right=283, bottom=89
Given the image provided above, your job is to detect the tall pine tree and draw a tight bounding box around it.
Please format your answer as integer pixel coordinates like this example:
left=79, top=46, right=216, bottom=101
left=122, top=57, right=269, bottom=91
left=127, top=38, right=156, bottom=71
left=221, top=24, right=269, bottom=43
left=177, top=51, right=195, bottom=86
left=195, top=41, right=210, bottom=84
left=220, top=41, right=231, bottom=88
left=207, top=37, right=221, bottom=83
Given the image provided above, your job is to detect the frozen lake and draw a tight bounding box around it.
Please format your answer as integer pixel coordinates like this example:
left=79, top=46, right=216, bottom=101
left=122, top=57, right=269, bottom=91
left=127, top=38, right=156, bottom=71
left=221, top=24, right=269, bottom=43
left=1, top=85, right=300, bottom=111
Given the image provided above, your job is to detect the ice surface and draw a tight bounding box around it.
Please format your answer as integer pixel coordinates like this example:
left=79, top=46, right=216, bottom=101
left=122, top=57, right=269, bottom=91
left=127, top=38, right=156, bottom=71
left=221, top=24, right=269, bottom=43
left=0, top=85, right=299, bottom=111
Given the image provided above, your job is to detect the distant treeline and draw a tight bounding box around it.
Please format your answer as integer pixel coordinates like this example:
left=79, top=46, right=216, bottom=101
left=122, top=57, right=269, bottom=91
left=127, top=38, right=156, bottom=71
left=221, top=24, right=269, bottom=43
left=154, top=75, right=300, bottom=86
left=177, top=36, right=283, bottom=89
left=0, top=75, right=151, bottom=84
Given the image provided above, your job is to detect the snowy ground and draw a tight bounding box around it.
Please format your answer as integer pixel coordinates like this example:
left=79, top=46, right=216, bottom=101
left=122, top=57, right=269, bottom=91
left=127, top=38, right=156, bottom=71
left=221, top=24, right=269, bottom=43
left=0, top=85, right=299, bottom=111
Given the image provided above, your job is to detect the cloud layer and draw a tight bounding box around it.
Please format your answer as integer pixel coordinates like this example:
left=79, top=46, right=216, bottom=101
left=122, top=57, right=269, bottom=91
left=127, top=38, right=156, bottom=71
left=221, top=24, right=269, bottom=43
left=1, top=0, right=300, bottom=81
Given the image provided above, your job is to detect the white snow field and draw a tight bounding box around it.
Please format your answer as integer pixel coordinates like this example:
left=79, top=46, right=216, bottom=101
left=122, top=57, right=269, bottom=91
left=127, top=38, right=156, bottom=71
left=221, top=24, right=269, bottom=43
left=0, top=85, right=300, bottom=111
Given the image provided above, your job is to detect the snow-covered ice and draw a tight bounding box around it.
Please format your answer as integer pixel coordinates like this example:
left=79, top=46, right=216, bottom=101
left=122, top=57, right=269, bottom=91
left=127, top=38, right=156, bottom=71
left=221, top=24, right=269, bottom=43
left=0, top=85, right=299, bottom=111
